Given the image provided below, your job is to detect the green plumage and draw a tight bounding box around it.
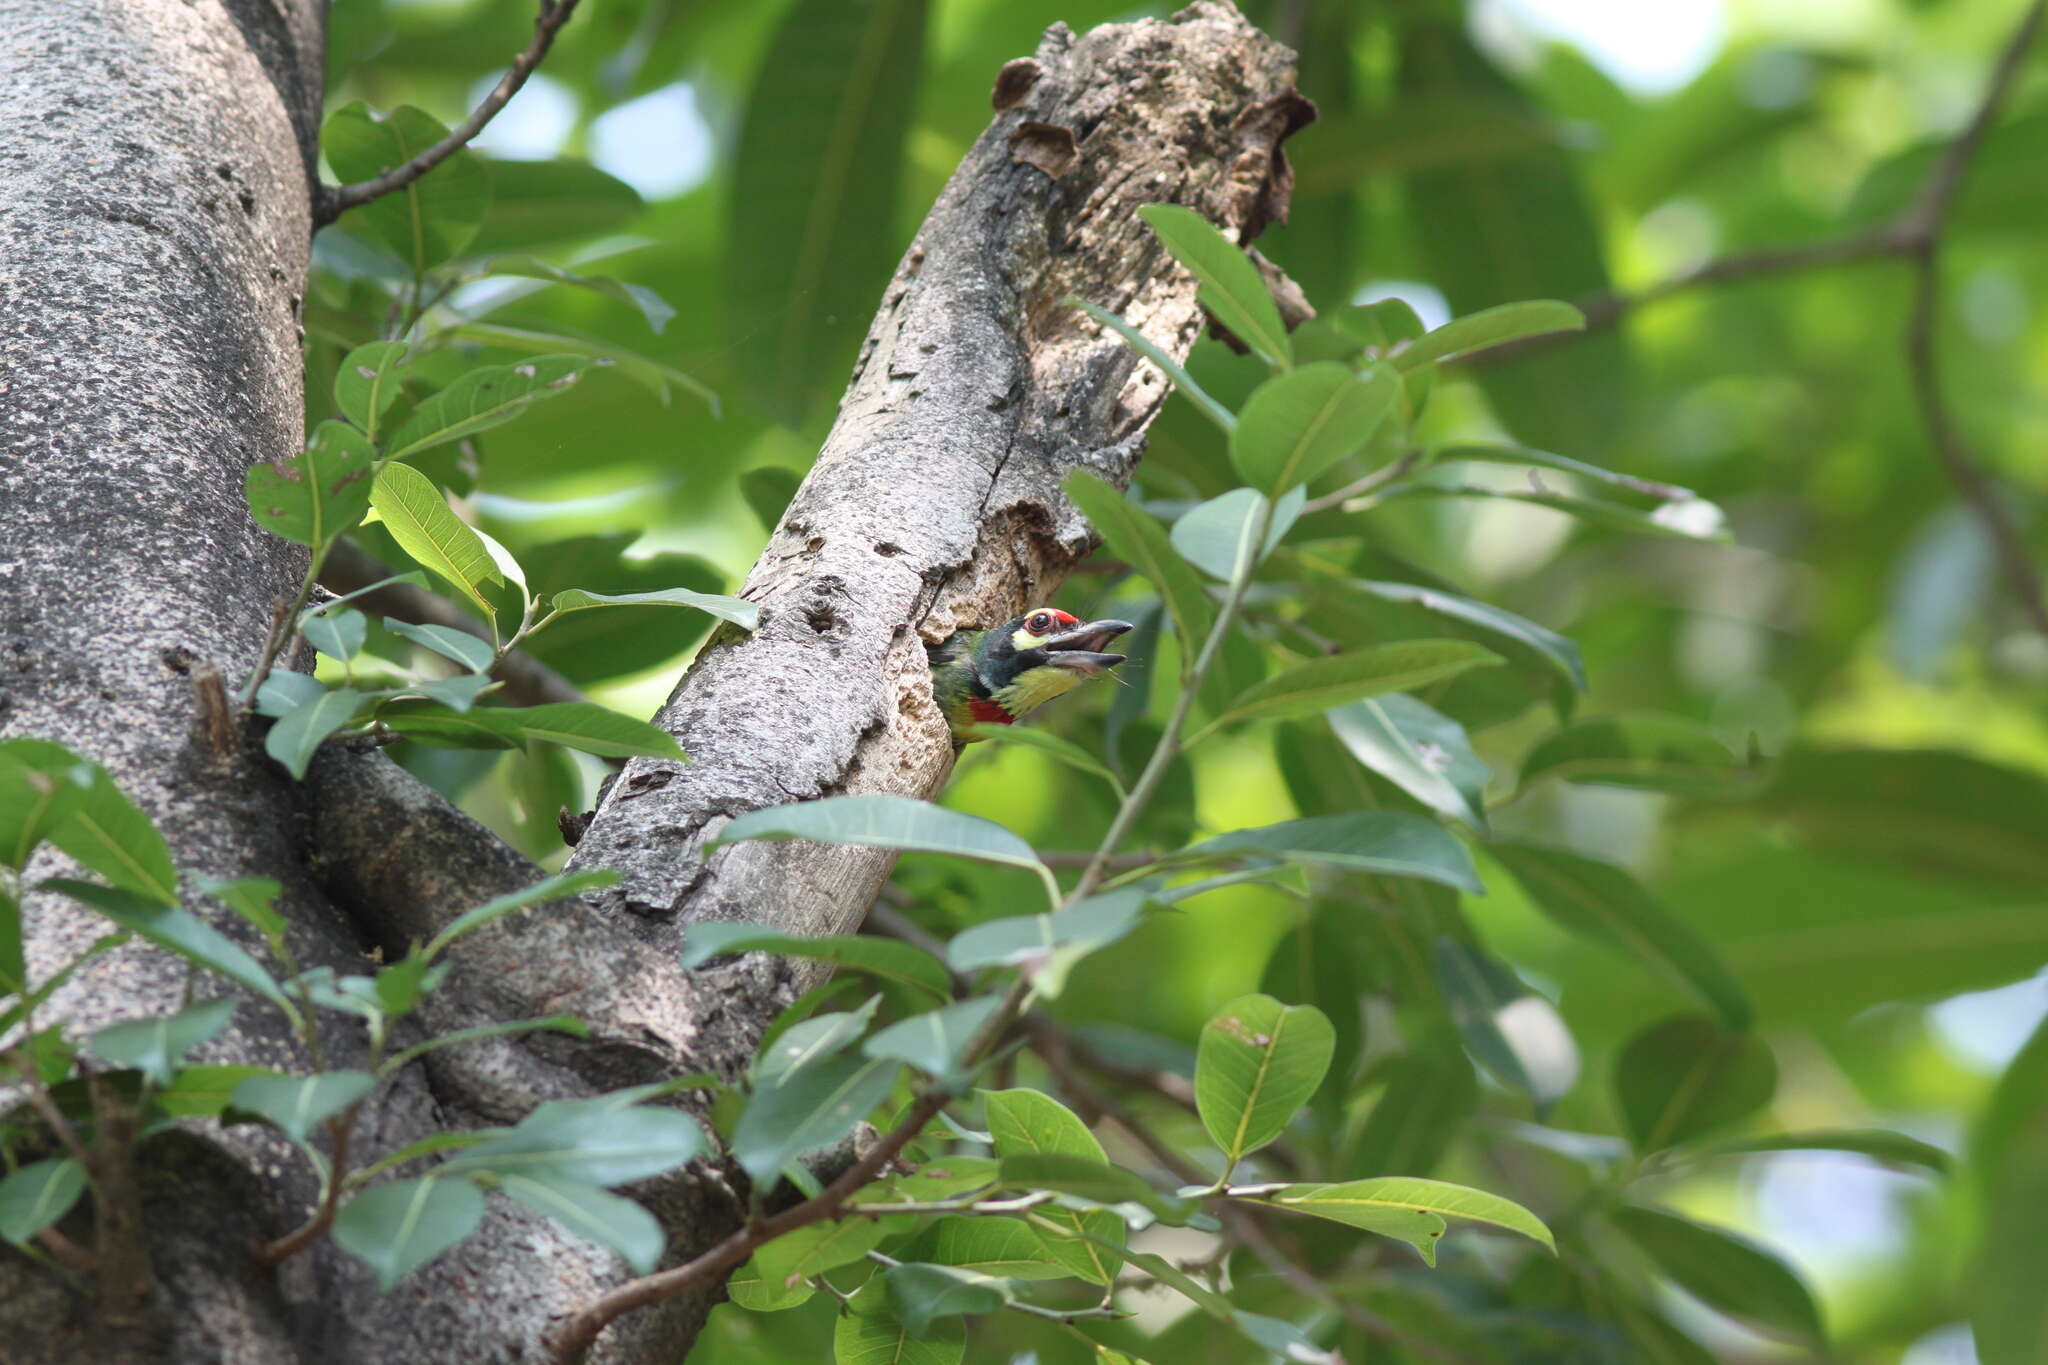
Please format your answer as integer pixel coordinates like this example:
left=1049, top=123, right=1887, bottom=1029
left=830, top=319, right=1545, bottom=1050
left=926, top=608, right=1134, bottom=743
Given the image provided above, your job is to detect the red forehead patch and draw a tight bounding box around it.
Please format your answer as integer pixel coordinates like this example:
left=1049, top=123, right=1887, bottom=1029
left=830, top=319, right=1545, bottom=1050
left=1048, top=610, right=1078, bottom=627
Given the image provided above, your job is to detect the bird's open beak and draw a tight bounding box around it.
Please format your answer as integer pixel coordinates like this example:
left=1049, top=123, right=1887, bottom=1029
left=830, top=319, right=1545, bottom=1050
left=1040, top=618, right=1134, bottom=675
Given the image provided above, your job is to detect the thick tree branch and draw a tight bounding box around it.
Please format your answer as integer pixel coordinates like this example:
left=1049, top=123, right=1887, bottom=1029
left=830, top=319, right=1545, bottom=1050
left=315, top=0, right=582, bottom=226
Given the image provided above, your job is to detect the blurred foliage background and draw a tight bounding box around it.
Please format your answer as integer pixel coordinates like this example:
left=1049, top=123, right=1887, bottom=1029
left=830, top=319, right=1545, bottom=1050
left=315, top=0, right=2048, bottom=1361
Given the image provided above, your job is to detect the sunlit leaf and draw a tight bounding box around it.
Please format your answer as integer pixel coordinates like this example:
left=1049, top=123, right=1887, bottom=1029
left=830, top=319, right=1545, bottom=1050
left=1395, top=299, right=1584, bottom=368
left=1230, top=363, right=1399, bottom=492
left=246, top=421, right=376, bottom=550
left=710, top=795, right=1045, bottom=877
left=1195, top=993, right=1334, bottom=1166
left=1206, top=640, right=1501, bottom=731
left=546, top=585, right=758, bottom=632
left=368, top=463, right=501, bottom=619
left=1138, top=204, right=1292, bottom=369
left=323, top=103, right=489, bottom=271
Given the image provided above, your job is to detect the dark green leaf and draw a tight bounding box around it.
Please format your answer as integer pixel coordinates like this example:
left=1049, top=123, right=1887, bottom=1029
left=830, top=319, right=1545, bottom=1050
left=230, top=1070, right=376, bottom=1144
left=246, top=421, right=376, bottom=549
left=680, top=922, right=950, bottom=999
left=1195, top=993, right=1334, bottom=1165
left=730, top=1053, right=897, bottom=1191
left=1614, top=1016, right=1776, bottom=1153
left=498, top=1172, right=665, bottom=1274
left=738, top=467, right=802, bottom=531
left=1353, top=579, right=1586, bottom=697
left=710, top=796, right=1044, bottom=878
left=444, top=1099, right=704, bottom=1185
left=883, top=1261, right=1020, bottom=1334
left=1430, top=937, right=1558, bottom=1099
left=463, top=158, right=642, bottom=254
left=1682, top=1128, right=1951, bottom=1176
left=1206, top=641, right=1502, bottom=730
left=1520, top=714, right=1759, bottom=797
left=1611, top=1204, right=1823, bottom=1343
left=45, top=880, right=292, bottom=1014
left=426, top=868, right=620, bottom=957
left=333, top=1175, right=485, bottom=1291
left=1328, top=694, right=1489, bottom=829
left=863, top=997, right=1002, bottom=1080
left=333, top=341, right=411, bottom=441
left=1174, top=812, right=1482, bottom=893
left=0, top=1158, right=88, bottom=1247
left=1396, top=300, right=1584, bottom=368
left=475, top=256, right=674, bottom=333
left=265, top=688, right=364, bottom=781
left=1345, top=1047, right=1477, bottom=1178
left=1063, top=472, right=1215, bottom=678
left=322, top=103, right=489, bottom=270
left=1138, top=204, right=1291, bottom=369
left=381, top=701, right=684, bottom=761
left=88, top=998, right=237, bottom=1086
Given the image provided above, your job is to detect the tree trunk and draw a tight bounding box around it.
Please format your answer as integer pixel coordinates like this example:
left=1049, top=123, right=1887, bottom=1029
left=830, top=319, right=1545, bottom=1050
left=0, top=1, right=1303, bottom=1360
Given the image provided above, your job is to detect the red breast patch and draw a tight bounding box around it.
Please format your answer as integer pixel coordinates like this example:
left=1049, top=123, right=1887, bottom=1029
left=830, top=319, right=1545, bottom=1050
left=968, top=698, right=1014, bottom=725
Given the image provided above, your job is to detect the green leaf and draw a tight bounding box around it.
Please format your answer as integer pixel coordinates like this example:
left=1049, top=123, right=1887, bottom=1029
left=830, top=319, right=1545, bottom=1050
left=322, top=103, right=489, bottom=270
left=883, top=1261, right=1020, bottom=1334
left=1611, top=1204, right=1823, bottom=1343
left=1352, top=579, right=1586, bottom=698
left=1174, top=812, right=1482, bottom=893
left=731, top=1053, right=897, bottom=1192
left=1137, top=204, right=1291, bottom=369
left=463, top=158, right=642, bottom=254
left=0, top=742, right=176, bottom=906
left=46, top=880, right=293, bottom=1015
left=384, top=619, right=494, bottom=673
left=0, top=1158, right=88, bottom=1247
left=444, top=1099, right=705, bottom=1186
left=1230, top=363, right=1400, bottom=493
left=498, top=1172, right=665, bottom=1274
left=754, top=1217, right=895, bottom=1288
left=863, top=998, right=1003, bottom=1080
left=230, top=1070, right=376, bottom=1144
left=333, top=1175, right=486, bottom=1291
left=999, top=1152, right=1188, bottom=1221
left=426, top=868, right=620, bottom=958
left=475, top=256, right=675, bottom=334
left=88, top=998, right=237, bottom=1086
left=546, top=585, right=759, bottom=632
left=155, top=1064, right=278, bottom=1119
left=1062, top=472, right=1215, bottom=678
left=380, top=700, right=685, bottom=760
left=1519, top=714, right=1759, bottom=797
left=1492, top=842, right=1752, bottom=1029
left=1395, top=300, right=1585, bottom=369
left=333, top=341, right=411, bottom=441
left=1263, top=1176, right=1554, bottom=1259
left=984, top=1088, right=1122, bottom=1284
left=440, top=322, right=715, bottom=411
left=1195, top=993, right=1334, bottom=1167
left=301, top=606, right=367, bottom=663
left=0, top=740, right=92, bottom=876
left=850, top=1156, right=999, bottom=1207
left=896, top=1215, right=1069, bottom=1279
left=680, top=922, right=951, bottom=1000
left=382, top=1014, right=588, bottom=1073
left=1345, top=1047, right=1477, bottom=1179
left=1381, top=478, right=1730, bottom=542
left=963, top=723, right=1125, bottom=798
left=1430, top=441, right=1697, bottom=502
left=944, top=887, right=1149, bottom=987
left=834, top=1278, right=965, bottom=1365
left=383, top=356, right=592, bottom=464
left=1169, top=487, right=1306, bottom=583
left=368, top=463, right=501, bottom=619
left=1068, top=296, right=1236, bottom=432
left=254, top=670, right=326, bottom=719
left=1614, top=1016, right=1776, bottom=1153
left=1971, top=1016, right=2048, bottom=1363
left=730, top=0, right=927, bottom=422
left=1430, top=938, right=1555, bottom=1100
left=1681, top=1129, right=1951, bottom=1176
left=710, top=796, right=1045, bottom=879
left=1327, top=694, right=1489, bottom=829
left=194, top=877, right=286, bottom=958
left=265, top=688, right=365, bottom=781
left=246, top=421, right=376, bottom=550
left=727, top=1255, right=815, bottom=1311
left=1205, top=641, right=1502, bottom=730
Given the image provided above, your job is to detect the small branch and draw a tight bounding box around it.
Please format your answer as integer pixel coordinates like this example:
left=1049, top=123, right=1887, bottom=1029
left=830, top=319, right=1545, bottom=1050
left=258, top=1100, right=364, bottom=1265
left=316, top=0, right=583, bottom=226
left=1300, top=447, right=1425, bottom=516
left=35, top=1224, right=98, bottom=1273
left=320, top=542, right=589, bottom=709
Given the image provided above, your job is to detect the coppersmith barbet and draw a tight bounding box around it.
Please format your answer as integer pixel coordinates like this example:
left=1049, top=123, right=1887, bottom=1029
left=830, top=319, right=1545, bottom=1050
left=928, top=608, right=1133, bottom=742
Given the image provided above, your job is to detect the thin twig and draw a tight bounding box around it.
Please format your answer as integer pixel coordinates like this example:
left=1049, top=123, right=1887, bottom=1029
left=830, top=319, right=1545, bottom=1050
left=258, top=1100, right=364, bottom=1264
left=316, top=0, right=583, bottom=226
left=1300, top=447, right=1426, bottom=516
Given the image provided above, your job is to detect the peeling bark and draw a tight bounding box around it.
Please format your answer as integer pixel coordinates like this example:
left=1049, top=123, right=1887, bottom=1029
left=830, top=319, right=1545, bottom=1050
left=0, top=1, right=1302, bottom=1360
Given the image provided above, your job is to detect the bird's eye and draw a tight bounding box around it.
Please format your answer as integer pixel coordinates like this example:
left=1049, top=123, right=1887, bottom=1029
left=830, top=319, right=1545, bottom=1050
left=1027, top=611, right=1052, bottom=635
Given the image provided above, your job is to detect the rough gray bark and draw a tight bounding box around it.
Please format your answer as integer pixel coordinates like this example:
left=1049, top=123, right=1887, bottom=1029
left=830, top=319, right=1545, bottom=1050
left=0, top=1, right=1303, bottom=1361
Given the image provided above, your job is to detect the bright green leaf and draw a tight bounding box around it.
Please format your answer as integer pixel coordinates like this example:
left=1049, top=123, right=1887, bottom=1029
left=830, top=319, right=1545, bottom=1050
left=1195, top=993, right=1335, bottom=1166
left=322, top=103, right=489, bottom=271
left=546, top=585, right=759, bottom=632
left=246, top=421, right=376, bottom=550
left=1173, top=812, right=1482, bottom=893
left=1205, top=641, right=1502, bottom=731
left=333, top=341, right=411, bottom=441
left=1230, top=362, right=1399, bottom=492
left=1137, top=204, right=1292, bottom=369
left=1395, top=299, right=1584, bottom=369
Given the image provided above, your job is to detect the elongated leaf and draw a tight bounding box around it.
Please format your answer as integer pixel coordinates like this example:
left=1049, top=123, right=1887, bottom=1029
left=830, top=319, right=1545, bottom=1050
left=1382, top=480, right=1729, bottom=542
left=426, top=868, right=619, bottom=957
left=0, top=1158, right=88, bottom=1247
left=1063, top=472, right=1215, bottom=673
left=499, top=1173, right=665, bottom=1274
left=1175, top=812, right=1482, bottom=893
left=1196, top=993, right=1334, bottom=1166
left=323, top=103, right=489, bottom=270
left=441, top=321, right=715, bottom=410
left=754, top=1217, right=896, bottom=1290
left=333, top=341, right=411, bottom=441
left=246, top=421, right=376, bottom=550
left=1520, top=714, right=1758, bottom=797
left=1208, top=641, right=1501, bottom=730
left=265, top=688, right=364, bottom=781
left=1170, top=487, right=1305, bottom=583
left=89, top=998, right=237, bottom=1086
left=1611, top=1204, right=1823, bottom=1342
left=730, top=0, right=927, bottom=422
left=1682, top=1128, right=1951, bottom=1175
left=231, top=1070, right=376, bottom=1144
left=1396, top=300, right=1584, bottom=369
left=369, top=463, right=501, bottom=619
left=1069, top=296, right=1235, bottom=432
left=884, top=1261, right=1021, bottom=1334
left=1353, top=579, right=1586, bottom=697
left=1614, top=1015, right=1776, bottom=1153
left=1346, top=1047, right=1477, bottom=1178
left=383, top=1014, right=587, bottom=1073
left=384, top=619, right=494, bottom=673
left=1431, top=441, right=1696, bottom=502
left=834, top=1278, right=965, bottom=1365
left=964, top=723, right=1125, bottom=797
left=944, top=887, right=1149, bottom=991
left=681, top=922, right=950, bottom=999
left=1328, top=694, right=1489, bottom=828
left=1493, top=841, right=1752, bottom=1029
left=710, top=795, right=1043, bottom=877
left=999, top=1153, right=1189, bottom=1222
left=380, top=700, right=684, bottom=760
left=896, top=1215, right=1069, bottom=1279
left=333, top=1175, right=486, bottom=1290
left=985, top=1088, right=1122, bottom=1284
left=383, top=356, right=591, bottom=463
left=547, top=585, right=758, bottom=632
left=0, top=740, right=93, bottom=876
left=1230, top=363, right=1400, bottom=492
left=20, top=748, right=178, bottom=906
left=1138, top=204, right=1292, bottom=368
left=463, top=158, right=642, bottom=254
left=1971, top=1016, right=2048, bottom=1362
left=476, top=256, right=675, bottom=334
left=1264, top=1176, right=1554, bottom=1259
left=1253, top=1184, right=1444, bottom=1263
left=731, top=1053, right=897, bottom=1191
left=45, top=880, right=292, bottom=1014
left=864, top=998, right=1003, bottom=1080
left=445, top=1101, right=704, bottom=1186
left=1431, top=938, right=1568, bottom=1100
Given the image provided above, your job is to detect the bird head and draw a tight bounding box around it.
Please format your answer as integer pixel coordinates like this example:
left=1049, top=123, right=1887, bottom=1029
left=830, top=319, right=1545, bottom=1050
left=928, top=607, right=1133, bottom=740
